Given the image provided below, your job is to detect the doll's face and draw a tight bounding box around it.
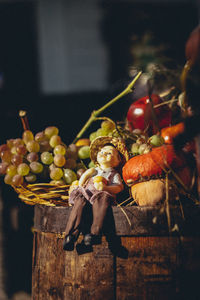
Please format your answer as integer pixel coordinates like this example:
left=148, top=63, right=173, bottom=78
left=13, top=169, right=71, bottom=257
left=97, top=145, right=121, bottom=168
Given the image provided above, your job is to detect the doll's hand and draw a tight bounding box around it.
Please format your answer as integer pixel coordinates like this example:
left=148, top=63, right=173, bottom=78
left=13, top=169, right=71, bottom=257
left=79, top=168, right=96, bottom=186
left=94, top=181, right=106, bottom=191
left=68, top=180, right=79, bottom=195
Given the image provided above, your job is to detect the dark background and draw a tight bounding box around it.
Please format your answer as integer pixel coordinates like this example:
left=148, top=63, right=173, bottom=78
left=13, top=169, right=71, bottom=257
left=0, top=0, right=198, bottom=298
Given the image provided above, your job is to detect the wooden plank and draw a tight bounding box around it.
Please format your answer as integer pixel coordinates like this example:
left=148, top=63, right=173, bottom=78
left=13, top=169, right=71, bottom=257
left=32, top=232, right=200, bottom=300
left=64, top=236, right=114, bottom=300
left=32, top=204, right=200, bottom=300
left=116, top=237, right=179, bottom=300
left=34, top=204, right=200, bottom=236
left=32, top=232, right=114, bottom=300
left=116, top=236, right=200, bottom=300
left=32, top=232, right=65, bottom=300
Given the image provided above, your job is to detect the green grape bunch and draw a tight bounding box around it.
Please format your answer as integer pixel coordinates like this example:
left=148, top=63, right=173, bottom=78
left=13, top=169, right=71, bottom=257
left=0, top=117, right=154, bottom=188
left=0, top=125, right=90, bottom=187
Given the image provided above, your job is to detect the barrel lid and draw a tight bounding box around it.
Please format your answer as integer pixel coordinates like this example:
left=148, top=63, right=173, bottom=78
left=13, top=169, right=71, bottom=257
left=34, top=204, right=200, bottom=237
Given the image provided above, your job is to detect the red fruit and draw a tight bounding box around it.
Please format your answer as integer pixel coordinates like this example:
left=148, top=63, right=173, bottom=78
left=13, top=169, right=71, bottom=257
left=127, top=94, right=172, bottom=135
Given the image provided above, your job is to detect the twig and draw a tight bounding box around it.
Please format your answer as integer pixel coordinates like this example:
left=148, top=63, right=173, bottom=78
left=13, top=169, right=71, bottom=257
left=147, top=79, right=161, bottom=135
left=118, top=196, right=133, bottom=206
left=165, top=163, right=190, bottom=193
left=178, top=196, right=185, bottom=220
left=165, top=172, right=171, bottom=232
left=127, top=199, right=137, bottom=206
left=159, top=86, right=176, bottom=98
left=153, top=98, right=178, bottom=108
left=72, top=71, right=142, bottom=143
left=117, top=205, right=132, bottom=227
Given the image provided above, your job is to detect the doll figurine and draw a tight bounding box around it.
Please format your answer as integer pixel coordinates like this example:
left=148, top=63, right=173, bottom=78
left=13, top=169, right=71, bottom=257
left=63, top=136, right=129, bottom=250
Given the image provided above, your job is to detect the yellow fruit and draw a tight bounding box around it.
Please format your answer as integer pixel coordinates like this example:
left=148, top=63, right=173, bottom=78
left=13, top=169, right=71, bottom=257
left=93, top=176, right=108, bottom=185
left=75, top=139, right=90, bottom=147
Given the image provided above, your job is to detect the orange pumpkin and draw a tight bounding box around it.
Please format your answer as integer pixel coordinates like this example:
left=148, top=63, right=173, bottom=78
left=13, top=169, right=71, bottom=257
left=122, top=145, right=185, bottom=185
left=122, top=145, right=192, bottom=206
left=161, top=123, right=185, bottom=144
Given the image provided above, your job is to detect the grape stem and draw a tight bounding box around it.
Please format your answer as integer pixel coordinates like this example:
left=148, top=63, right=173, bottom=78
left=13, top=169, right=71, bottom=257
left=72, top=71, right=142, bottom=144
left=19, top=110, right=30, bottom=131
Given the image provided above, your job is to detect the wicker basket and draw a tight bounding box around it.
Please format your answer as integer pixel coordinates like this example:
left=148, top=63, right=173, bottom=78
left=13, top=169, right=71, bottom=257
left=12, top=183, right=70, bottom=207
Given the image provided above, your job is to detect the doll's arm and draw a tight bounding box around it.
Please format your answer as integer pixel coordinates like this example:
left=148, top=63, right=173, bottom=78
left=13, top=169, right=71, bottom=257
left=79, top=168, right=97, bottom=186
left=94, top=182, right=123, bottom=194
left=103, top=183, right=124, bottom=194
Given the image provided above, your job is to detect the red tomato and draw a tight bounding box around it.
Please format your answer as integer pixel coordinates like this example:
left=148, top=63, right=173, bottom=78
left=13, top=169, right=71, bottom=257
left=127, top=94, right=172, bottom=135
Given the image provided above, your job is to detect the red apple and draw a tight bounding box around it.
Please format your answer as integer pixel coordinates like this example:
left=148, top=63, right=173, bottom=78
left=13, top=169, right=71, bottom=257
left=127, top=94, right=172, bottom=135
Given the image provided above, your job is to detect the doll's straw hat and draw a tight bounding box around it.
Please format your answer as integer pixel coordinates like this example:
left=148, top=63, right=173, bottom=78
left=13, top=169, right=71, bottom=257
left=90, top=136, right=129, bottom=165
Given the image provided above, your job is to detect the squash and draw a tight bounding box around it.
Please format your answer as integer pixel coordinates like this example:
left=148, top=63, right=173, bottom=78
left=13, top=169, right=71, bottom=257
left=122, top=145, right=192, bottom=206
left=161, top=123, right=185, bottom=144
left=122, top=145, right=185, bottom=184
left=161, top=123, right=196, bottom=153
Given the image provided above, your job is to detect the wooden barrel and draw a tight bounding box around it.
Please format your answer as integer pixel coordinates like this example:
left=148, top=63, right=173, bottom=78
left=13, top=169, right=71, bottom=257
left=32, top=204, right=200, bottom=300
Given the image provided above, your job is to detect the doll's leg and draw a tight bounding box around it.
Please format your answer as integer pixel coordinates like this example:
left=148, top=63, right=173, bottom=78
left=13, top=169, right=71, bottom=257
left=90, top=192, right=112, bottom=235
left=63, top=190, right=87, bottom=251
left=64, top=194, right=86, bottom=236
left=84, top=192, right=112, bottom=246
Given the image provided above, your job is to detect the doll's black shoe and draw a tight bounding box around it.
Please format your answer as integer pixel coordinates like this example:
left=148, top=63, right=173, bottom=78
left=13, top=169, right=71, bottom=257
left=76, top=240, right=93, bottom=255
left=84, top=234, right=101, bottom=246
left=63, top=235, right=76, bottom=251
left=63, top=228, right=80, bottom=251
left=84, top=234, right=92, bottom=246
